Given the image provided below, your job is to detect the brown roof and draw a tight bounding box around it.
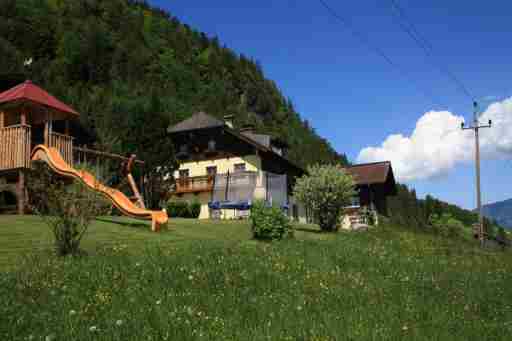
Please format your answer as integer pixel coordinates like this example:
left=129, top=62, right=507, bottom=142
left=168, top=112, right=304, bottom=175
left=343, top=161, right=393, bottom=185
left=168, top=111, right=224, bottom=133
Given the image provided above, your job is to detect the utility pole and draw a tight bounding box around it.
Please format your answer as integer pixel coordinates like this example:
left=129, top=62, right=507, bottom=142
left=461, top=101, right=492, bottom=247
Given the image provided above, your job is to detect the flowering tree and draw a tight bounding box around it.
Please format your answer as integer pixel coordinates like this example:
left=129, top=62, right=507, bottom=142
left=293, top=164, right=356, bottom=231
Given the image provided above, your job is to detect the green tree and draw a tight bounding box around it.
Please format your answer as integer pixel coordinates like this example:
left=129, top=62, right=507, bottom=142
left=293, top=164, right=356, bottom=232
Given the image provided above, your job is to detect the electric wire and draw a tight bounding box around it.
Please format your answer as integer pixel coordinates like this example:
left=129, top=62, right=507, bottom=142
left=317, top=0, right=443, bottom=108
left=387, top=0, right=475, bottom=101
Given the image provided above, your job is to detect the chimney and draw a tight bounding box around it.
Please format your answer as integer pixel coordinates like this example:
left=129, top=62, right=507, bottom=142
left=223, top=115, right=234, bottom=129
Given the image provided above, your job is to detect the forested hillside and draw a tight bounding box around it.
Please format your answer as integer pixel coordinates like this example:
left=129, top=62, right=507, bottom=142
left=387, top=184, right=505, bottom=235
left=0, top=0, right=347, bottom=169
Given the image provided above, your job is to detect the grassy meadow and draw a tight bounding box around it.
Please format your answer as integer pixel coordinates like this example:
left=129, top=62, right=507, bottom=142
left=1, top=215, right=512, bottom=340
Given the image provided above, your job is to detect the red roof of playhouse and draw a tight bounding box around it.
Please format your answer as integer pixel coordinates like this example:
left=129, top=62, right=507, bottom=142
left=0, top=80, right=79, bottom=116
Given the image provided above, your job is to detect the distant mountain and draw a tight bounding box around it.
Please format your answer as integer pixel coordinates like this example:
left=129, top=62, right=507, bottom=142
left=482, top=199, right=512, bottom=229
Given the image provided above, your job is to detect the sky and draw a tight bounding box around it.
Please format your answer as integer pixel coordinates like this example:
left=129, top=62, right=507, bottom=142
left=149, top=0, right=512, bottom=209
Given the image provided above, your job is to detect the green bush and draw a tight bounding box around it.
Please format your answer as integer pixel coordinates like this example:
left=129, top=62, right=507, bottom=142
left=167, top=200, right=189, bottom=218
left=167, top=200, right=202, bottom=218
left=176, top=201, right=189, bottom=218
left=496, top=227, right=509, bottom=249
left=250, top=200, right=293, bottom=240
left=166, top=200, right=179, bottom=218
left=28, top=163, right=109, bottom=256
left=429, top=213, right=464, bottom=237
left=189, top=199, right=201, bottom=219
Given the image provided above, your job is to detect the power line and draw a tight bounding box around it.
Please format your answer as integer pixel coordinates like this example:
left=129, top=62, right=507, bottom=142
left=317, top=0, right=442, bottom=108
left=387, top=0, right=475, bottom=101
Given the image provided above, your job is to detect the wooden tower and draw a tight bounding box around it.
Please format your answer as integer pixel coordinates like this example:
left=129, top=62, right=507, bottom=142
left=0, top=80, right=79, bottom=214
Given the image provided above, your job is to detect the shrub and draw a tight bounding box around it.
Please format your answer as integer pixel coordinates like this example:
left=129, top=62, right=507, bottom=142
left=189, top=199, right=201, bottom=219
left=250, top=200, right=293, bottom=240
left=166, top=200, right=202, bottom=218
left=293, top=164, right=356, bottom=232
left=177, top=201, right=190, bottom=218
left=28, top=163, right=109, bottom=256
left=429, top=213, right=464, bottom=237
left=496, top=227, right=509, bottom=249
left=167, top=200, right=189, bottom=218
left=166, top=200, right=180, bottom=217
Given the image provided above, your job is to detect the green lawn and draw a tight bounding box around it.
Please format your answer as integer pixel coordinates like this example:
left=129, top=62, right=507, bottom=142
left=0, top=215, right=328, bottom=269
left=1, top=215, right=512, bottom=340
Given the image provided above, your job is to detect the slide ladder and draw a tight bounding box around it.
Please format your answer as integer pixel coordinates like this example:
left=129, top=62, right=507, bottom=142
left=31, top=145, right=168, bottom=231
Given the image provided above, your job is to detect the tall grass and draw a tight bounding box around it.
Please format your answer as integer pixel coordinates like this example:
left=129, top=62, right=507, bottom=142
left=2, top=225, right=512, bottom=340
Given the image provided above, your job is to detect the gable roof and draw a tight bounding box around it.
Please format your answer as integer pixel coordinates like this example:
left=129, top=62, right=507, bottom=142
left=0, top=80, right=79, bottom=116
left=343, top=161, right=394, bottom=185
left=168, top=111, right=224, bottom=133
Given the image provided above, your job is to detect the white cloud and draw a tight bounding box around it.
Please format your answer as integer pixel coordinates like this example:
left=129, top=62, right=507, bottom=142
left=357, top=97, right=512, bottom=182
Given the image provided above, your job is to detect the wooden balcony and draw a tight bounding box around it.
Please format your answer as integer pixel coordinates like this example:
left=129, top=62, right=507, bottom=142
left=175, top=175, right=214, bottom=194
left=0, top=124, right=31, bottom=171
left=48, top=132, right=74, bottom=165
left=0, top=125, right=75, bottom=172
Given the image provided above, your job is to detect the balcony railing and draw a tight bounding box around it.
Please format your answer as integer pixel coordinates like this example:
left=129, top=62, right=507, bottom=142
left=175, top=175, right=214, bottom=194
left=48, top=132, right=74, bottom=165
left=0, top=124, right=31, bottom=171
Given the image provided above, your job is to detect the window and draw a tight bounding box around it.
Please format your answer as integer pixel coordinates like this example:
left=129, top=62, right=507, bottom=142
left=350, top=195, right=360, bottom=207
left=234, top=163, right=246, bottom=173
left=179, top=169, right=189, bottom=178
left=206, top=166, right=217, bottom=176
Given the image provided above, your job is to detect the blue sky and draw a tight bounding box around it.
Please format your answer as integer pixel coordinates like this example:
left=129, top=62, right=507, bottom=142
left=149, top=0, right=512, bottom=209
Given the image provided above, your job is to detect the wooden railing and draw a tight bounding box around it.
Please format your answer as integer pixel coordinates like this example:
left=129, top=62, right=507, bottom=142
left=175, top=175, right=214, bottom=194
left=0, top=124, right=31, bottom=171
left=48, top=132, right=74, bottom=165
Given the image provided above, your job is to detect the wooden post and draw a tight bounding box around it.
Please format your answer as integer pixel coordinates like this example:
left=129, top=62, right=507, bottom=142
left=44, top=111, right=52, bottom=146
left=17, top=171, right=25, bottom=215
left=0, top=111, right=4, bottom=128
left=127, top=173, right=146, bottom=209
left=20, top=109, right=27, bottom=125
left=44, top=120, right=49, bottom=146
left=125, top=154, right=146, bottom=209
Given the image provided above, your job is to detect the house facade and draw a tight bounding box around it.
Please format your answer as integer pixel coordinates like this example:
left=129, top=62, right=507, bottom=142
left=340, top=161, right=397, bottom=228
left=168, top=112, right=307, bottom=221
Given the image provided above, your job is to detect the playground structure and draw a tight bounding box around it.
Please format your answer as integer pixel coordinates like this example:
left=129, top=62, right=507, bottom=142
left=31, top=145, right=167, bottom=231
left=0, top=80, right=168, bottom=231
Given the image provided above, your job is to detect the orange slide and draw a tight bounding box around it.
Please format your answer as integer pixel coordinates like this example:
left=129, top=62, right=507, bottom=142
left=31, top=145, right=168, bottom=232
